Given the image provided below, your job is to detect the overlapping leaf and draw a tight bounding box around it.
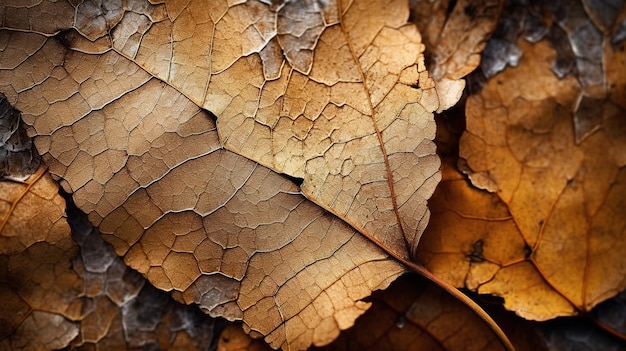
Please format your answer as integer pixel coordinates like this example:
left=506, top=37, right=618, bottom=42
left=0, top=168, right=78, bottom=350
left=57, top=0, right=444, bottom=258
left=0, top=167, right=215, bottom=350
left=418, top=31, right=626, bottom=321
left=219, top=272, right=549, bottom=351
left=314, top=273, right=513, bottom=351
left=0, top=0, right=526, bottom=349
left=410, top=0, right=503, bottom=112
left=0, top=26, right=408, bottom=349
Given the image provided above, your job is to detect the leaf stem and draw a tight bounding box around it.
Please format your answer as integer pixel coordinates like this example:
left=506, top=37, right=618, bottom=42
left=588, top=314, right=626, bottom=342
left=304, top=187, right=516, bottom=351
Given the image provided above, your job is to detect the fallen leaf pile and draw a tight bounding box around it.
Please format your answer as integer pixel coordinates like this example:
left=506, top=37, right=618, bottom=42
left=1, top=0, right=626, bottom=350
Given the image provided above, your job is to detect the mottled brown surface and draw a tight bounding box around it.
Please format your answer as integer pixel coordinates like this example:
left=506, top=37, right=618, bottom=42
left=0, top=168, right=215, bottom=350
left=419, top=35, right=626, bottom=321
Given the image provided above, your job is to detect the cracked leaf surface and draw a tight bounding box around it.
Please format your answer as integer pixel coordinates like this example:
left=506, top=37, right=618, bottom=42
left=61, top=0, right=442, bottom=259
left=221, top=273, right=527, bottom=351
left=409, top=0, right=502, bottom=111
left=315, top=273, right=511, bottom=351
left=0, top=29, right=405, bottom=350
left=0, top=168, right=80, bottom=351
left=413, top=0, right=503, bottom=81
left=0, top=167, right=216, bottom=350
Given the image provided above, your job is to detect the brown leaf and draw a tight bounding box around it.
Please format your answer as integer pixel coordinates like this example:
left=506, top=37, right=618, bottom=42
left=0, top=166, right=216, bottom=350
left=410, top=0, right=503, bottom=81
left=419, top=34, right=626, bottom=320
left=0, top=167, right=80, bottom=350
left=220, top=273, right=533, bottom=351
left=409, top=0, right=502, bottom=113
left=61, top=0, right=443, bottom=260
left=0, top=29, right=405, bottom=350
left=68, top=202, right=216, bottom=350
left=0, top=1, right=527, bottom=349
left=314, top=273, right=513, bottom=351
left=0, top=1, right=74, bottom=35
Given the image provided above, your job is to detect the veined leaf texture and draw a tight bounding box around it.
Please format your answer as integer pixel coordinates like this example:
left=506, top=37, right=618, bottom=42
left=0, top=0, right=451, bottom=349
left=2, top=0, right=626, bottom=350
left=0, top=167, right=216, bottom=349
left=419, top=0, right=626, bottom=324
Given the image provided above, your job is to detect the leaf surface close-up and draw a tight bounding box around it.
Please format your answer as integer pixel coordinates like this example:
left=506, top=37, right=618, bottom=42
left=2, top=0, right=626, bottom=350
left=418, top=0, right=626, bottom=323
left=0, top=0, right=457, bottom=348
left=57, top=0, right=445, bottom=259
left=0, top=167, right=217, bottom=350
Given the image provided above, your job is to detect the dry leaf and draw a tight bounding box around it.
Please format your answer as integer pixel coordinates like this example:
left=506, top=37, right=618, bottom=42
left=220, top=273, right=536, bottom=351
left=0, top=167, right=79, bottom=350
left=0, top=28, right=406, bottom=350
left=0, top=1, right=524, bottom=350
left=409, top=0, right=502, bottom=111
left=410, top=0, right=503, bottom=81
left=418, top=33, right=626, bottom=321
left=314, top=273, right=512, bottom=351
left=67, top=201, right=217, bottom=350
left=59, top=0, right=444, bottom=259
left=0, top=167, right=216, bottom=350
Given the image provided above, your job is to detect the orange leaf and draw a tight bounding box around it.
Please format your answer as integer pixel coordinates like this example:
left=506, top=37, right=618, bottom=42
left=420, top=34, right=626, bottom=320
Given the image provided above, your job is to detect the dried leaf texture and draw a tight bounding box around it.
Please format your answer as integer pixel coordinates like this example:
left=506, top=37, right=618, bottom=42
left=410, top=0, right=502, bottom=81
left=409, top=0, right=503, bottom=112
left=0, top=30, right=404, bottom=350
left=476, top=0, right=625, bottom=103
left=219, top=273, right=523, bottom=351
left=418, top=35, right=626, bottom=321
left=61, top=0, right=443, bottom=259
left=0, top=168, right=217, bottom=350
left=68, top=204, right=216, bottom=351
left=0, top=1, right=75, bottom=35
left=0, top=168, right=79, bottom=350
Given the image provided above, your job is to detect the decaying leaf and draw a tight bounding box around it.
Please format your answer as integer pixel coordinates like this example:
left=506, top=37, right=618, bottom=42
left=418, top=32, right=626, bottom=321
left=221, top=273, right=535, bottom=351
left=0, top=0, right=535, bottom=349
left=410, top=0, right=503, bottom=81
left=0, top=27, right=407, bottom=349
left=0, top=168, right=216, bottom=350
left=0, top=167, right=79, bottom=350
left=408, top=0, right=502, bottom=111
left=314, top=273, right=513, bottom=351
left=58, top=0, right=445, bottom=259
left=67, top=200, right=217, bottom=350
